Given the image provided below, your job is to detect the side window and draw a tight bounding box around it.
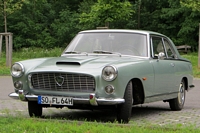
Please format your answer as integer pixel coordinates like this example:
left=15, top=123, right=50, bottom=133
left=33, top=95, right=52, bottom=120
left=151, top=36, right=166, bottom=58
left=163, top=39, right=175, bottom=59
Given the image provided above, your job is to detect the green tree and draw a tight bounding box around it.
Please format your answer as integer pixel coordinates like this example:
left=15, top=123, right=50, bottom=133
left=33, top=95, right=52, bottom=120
left=51, top=7, right=80, bottom=47
left=0, top=0, right=25, bottom=32
left=180, top=0, right=200, bottom=11
left=0, top=0, right=26, bottom=66
left=9, top=0, right=57, bottom=48
left=1, top=0, right=199, bottom=52
left=79, top=0, right=134, bottom=29
left=133, top=0, right=200, bottom=50
left=133, top=0, right=169, bottom=31
left=10, top=0, right=81, bottom=49
left=180, top=0, right=200, bottom=68
left=160, top=0, right=199, bottom=49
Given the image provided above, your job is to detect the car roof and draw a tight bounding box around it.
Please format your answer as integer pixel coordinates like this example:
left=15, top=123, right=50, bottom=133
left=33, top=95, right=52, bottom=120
left=79, top=29, right=165, bottom=37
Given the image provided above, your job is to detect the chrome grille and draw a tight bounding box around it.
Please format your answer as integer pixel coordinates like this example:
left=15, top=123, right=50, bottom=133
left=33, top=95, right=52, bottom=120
left=31, top=73, right=95, bottom=92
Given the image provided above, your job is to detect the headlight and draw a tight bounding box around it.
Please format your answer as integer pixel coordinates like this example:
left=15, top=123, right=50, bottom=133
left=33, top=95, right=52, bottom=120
left=11, top=62, right=25, bottom=77
left=102, top=65, right=117, bottom=81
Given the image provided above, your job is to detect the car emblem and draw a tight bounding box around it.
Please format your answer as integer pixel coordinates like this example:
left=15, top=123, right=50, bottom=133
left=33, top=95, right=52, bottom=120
left=55, top=76, right=64, bottom=86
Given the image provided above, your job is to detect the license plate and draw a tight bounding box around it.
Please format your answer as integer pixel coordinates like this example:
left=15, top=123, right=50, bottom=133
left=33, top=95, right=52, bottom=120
left=38, top=96, right=73, bottom=105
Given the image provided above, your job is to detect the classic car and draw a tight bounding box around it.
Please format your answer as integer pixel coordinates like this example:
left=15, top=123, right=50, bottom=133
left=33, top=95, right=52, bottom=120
left=9, top=29, right=194, bottom=123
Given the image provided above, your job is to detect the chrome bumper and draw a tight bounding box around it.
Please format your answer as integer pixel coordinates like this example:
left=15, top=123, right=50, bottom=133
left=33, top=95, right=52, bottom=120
left=8, top=91, right=125, bottom=106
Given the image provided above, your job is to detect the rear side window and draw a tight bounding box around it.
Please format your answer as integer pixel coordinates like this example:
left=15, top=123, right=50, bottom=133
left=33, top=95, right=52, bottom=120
left=163, top=39, right=176, bottom=59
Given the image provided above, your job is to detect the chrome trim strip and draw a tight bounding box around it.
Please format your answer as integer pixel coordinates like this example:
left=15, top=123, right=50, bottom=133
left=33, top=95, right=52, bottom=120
left=8, top=92, right=125, bottom=105
left=26, top=95, right=38, bottom=101
left=96, top=98, right=125, bottom=105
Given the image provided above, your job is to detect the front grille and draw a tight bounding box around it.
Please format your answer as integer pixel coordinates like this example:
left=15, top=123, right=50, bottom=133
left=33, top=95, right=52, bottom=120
left=30, top=73, right=95, bottom=92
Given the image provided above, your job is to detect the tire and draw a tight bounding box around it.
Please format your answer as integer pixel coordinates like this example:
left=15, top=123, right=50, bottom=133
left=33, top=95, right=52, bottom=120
left=28, top=101, right=42, bottom=117
left=117, top=81, right=133, bottom=123
left=169, top=80, right=186, bottom=111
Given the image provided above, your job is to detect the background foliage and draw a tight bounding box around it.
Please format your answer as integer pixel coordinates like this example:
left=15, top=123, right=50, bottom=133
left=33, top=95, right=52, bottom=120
left=0, top=0, right=199, bottom=51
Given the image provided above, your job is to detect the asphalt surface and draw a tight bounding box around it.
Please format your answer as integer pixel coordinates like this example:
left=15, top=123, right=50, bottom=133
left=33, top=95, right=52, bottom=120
left=0, top=76, right=200, bottom=127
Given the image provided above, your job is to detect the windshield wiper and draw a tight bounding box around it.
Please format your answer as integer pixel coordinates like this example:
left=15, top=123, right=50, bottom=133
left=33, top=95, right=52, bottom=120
left=65, top=51, right=81, bottom=54
left=93, top=50, right=114, bottom=54
left=93, top=50, right=121, bottom=56
left=64, top=51, right=89, bottom=55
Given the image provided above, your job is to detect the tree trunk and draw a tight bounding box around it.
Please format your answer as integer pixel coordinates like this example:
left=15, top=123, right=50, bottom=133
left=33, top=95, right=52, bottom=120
left=0, top=35, right=2, bottom=58
left=4, top=1, right=7, bottom=33
left=5, top=35, right=9, bottom=66
left=4, top=1, right=10, bottom=66
left=138, top=1, right=141, bottom=29
left=198, top=23, right=200, bottom=68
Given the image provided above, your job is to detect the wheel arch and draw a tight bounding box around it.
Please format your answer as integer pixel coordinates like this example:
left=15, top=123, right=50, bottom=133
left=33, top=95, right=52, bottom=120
left=182, top=77, right=188, bottom=91
left=130, top=78, right=145, bottom=105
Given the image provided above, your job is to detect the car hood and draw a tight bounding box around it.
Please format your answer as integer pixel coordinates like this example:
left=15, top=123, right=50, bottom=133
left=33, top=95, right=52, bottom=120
left=26, top=55, right=148, bottom=73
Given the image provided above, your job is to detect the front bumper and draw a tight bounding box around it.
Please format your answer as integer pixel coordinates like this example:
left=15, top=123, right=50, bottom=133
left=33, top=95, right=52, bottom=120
left=8, top=91, right=125, bottom=106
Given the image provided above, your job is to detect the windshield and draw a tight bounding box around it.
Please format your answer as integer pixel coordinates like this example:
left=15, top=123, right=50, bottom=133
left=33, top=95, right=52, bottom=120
left=64, top=32, right=148, bottom=57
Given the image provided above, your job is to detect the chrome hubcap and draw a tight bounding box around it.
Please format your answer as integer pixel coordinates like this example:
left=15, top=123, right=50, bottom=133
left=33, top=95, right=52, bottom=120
left=178, top=83, right=185, bottom=105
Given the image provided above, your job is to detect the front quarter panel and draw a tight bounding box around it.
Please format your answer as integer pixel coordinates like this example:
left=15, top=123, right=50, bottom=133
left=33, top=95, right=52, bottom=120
left=97, top=58, right=154, bottom=99
left=12, top=58, right=53, bottom=93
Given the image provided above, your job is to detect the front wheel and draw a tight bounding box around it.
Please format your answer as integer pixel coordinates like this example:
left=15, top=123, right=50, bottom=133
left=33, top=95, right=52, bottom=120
left=28, top=101, right=43, bottom=117
left=117, top=81, right=133, bottom=123
left=169, top=80, right=186, bottom=111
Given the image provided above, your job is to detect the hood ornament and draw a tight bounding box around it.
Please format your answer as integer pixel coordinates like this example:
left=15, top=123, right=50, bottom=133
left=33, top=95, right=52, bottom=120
left=55, top=76, right=64, bottom=86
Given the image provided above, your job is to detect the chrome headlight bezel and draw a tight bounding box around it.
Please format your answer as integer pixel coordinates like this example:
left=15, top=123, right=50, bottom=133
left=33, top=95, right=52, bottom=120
left=11, top=62, right=25, bottom=77
left=102, top=65, right=118, bottom=81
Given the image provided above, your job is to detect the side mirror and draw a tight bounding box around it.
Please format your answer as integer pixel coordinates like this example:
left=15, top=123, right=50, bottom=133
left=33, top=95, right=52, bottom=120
left=157, top=52, right=165, bottom=61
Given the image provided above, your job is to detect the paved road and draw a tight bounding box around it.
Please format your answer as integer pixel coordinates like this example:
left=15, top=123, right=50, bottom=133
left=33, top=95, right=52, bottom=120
left=0, top=76, right=199, bottom=126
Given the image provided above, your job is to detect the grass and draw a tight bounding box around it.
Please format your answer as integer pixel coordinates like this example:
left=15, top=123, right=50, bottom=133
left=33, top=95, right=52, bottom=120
left=182, top=52, right=200, bottom=78
left=0, top=116, right=199, bottom=133
left=0, top=47, right=63, bottom=76
left=0, top=47, right=199, bottom=77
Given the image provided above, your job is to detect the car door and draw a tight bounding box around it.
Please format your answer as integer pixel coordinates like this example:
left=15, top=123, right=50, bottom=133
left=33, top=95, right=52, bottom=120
left=150, top=36, right=176, bottom=97
left=162, top=38, right=180, bottom=92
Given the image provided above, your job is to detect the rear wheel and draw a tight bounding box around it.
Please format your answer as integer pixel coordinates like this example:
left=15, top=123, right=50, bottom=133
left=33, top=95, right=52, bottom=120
left=169, top=80, right=186, bottom=111
left=28, top=101, right=42, bottom=117
left=117, top=81, right=133, bottom=123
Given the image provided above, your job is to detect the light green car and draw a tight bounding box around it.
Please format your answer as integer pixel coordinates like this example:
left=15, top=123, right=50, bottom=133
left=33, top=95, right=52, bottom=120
left=9, top=29, right=194, bottom=123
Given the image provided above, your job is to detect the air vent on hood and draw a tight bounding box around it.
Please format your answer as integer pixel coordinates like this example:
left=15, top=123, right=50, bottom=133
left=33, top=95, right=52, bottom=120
left=56, top=61, right=80, bottom=65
